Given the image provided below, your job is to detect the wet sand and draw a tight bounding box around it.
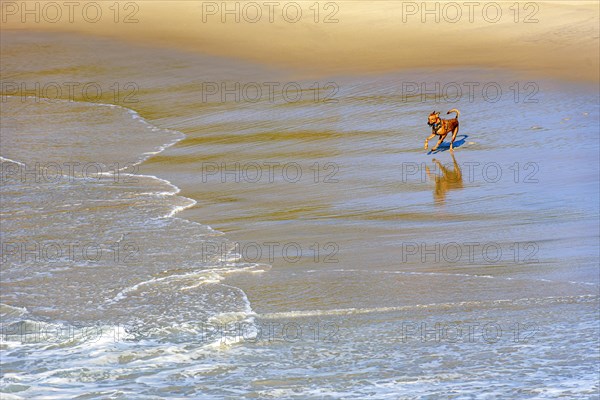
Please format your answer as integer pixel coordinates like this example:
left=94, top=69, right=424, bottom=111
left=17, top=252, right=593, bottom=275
left=7, top=31, right=591, bottom=314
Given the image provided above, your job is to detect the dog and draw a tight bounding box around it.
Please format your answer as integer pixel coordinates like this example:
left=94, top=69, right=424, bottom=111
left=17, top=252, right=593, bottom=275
left=425, top=109, right=460, bottom=152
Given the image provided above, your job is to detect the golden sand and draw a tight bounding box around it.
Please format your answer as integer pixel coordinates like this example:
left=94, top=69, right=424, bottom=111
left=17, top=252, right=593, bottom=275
left=1, top=1, right=598, bottom=81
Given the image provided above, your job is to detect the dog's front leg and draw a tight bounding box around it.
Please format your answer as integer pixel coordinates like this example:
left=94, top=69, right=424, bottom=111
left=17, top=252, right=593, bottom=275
left=424, top=133, right=436, bottom=150
left=431, top=134, right=447, bottom=151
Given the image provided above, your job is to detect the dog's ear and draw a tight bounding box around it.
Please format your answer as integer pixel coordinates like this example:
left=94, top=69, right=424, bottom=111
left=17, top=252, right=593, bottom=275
left=435, top=111, right=440, bottom=116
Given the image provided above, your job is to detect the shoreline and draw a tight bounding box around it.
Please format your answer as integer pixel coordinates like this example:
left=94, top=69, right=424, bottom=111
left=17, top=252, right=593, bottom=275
left=0, top=94, right=263, bottom=327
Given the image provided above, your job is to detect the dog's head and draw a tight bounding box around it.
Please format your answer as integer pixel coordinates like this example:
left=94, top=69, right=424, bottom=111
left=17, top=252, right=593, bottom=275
left=427, top=111, right=440, bottom=127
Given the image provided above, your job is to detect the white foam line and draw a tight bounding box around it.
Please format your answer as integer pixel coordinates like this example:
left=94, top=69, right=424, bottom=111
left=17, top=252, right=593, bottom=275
left=106, top=267, right=222, bottom=305
left=0, top=155, right=26, bottom=166
left=2, top=95, right=210, bottom=221
left=258, top=294, right=599, bottom=319
left=164, top=197, right=197, bottom=219
left=3, top=96, right=185, bottom=165
left=324, top=268, right=600, bottom=287
left=108, top=263, right=270, bottom=304
left=568, top=281, right=599, bottom=286
left=0, top=303, right=29, bottom=318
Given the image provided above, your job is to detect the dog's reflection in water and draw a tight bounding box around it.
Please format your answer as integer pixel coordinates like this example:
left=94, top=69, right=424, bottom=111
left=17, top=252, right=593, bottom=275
left=425, top=153, right=463, bottom=204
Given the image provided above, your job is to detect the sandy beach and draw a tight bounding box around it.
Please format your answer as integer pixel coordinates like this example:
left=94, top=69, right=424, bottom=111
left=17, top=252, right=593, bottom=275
left=1, top=1, right=599, bottom=398
left=2, top=1, right=599, bottom=81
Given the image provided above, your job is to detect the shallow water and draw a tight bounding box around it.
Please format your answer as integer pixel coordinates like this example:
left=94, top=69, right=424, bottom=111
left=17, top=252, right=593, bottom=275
left=1, top=32, right=599, bottom=398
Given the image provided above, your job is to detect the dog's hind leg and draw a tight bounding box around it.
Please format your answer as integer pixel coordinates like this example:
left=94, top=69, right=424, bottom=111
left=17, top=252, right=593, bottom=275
left=449, top=127, right=459, bottom=151
left=424, top=133, right=436, bottom=150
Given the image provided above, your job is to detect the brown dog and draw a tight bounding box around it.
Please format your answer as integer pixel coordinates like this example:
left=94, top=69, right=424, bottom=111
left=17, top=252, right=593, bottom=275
left=425, top=109, right=460, bottom=152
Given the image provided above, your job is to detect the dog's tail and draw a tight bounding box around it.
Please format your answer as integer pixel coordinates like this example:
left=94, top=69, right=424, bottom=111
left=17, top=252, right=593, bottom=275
left=447, top=109, right=460, bottom=119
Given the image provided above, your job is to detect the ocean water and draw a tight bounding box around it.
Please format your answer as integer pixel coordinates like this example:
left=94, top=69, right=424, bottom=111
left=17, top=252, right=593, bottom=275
left=1, top=32, right=599, bottom=398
